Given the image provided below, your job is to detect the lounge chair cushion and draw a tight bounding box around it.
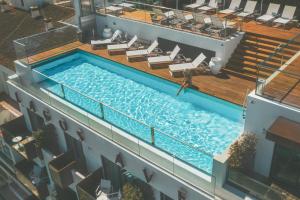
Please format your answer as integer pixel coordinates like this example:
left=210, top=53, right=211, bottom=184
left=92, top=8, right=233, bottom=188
left=108, top=43, right=128, bottom=50
left=273, top=17, right=290, bottom=25
left=106, top=6, right=122, bottom=12
left=118, top=3, right=134, bottom=8
left=126, top=49, right=148, bottom=57
left=198, top=6, right=214, bottom=11
left=244, top=0, right=257, bottom=14
left=186, top=3, right=202, bottom=9
left=148, top=56, right=172, bottom=64
left=185, top=0, right=205, bottom=9
left=169, top=63, right=194, bottom=72
left=237, top=12, right=251, bottom=17
left=257, top=14, right=274, bottom=22
left=91, top=39, right=112, bottom=45
left=219, top=9, right=235, bottom=14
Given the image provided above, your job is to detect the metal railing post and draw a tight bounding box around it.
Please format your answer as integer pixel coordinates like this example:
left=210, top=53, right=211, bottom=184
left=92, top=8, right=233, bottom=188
left=151, top=127, right=155, bottom=145
left=100, top=103, right=104, bottom=119
left=60, top=84, right=65, bottom=99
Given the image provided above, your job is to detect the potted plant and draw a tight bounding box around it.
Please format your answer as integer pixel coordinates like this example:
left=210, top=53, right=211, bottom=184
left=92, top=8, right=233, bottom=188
left=228, top=133, right=257, bottom=173
left=122, top=182, right=143, bottom=200
left=32, top=129, right=46, bottom=160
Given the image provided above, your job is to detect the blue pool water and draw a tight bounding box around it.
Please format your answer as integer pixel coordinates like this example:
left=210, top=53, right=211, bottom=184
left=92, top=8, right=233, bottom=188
left=35, top=50, right=243, bottom=174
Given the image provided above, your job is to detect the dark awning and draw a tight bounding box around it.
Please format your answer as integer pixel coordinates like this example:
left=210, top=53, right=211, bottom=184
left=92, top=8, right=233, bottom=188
left=266, top=117, right=300, bottom=149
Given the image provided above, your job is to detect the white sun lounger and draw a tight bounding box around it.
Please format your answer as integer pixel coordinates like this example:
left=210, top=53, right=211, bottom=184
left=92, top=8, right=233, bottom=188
left=219, top=0, right=241, bottom=14
left=198, top=0, right=218, bottom=12
left=185, top=0, right=205, bottom=10
left=169, top=53, right=207, bottom=77
left=126, top=40, right=159, bottom=60
left=148, top=45, right=180, bottom=67
left=118, top=3, right=135, bottom=8
left=257, top=3, right=280, bottom=23
left=105, top=5, right=123, bottom=14
left=236, top=0, right=257, bottom=18
left=273, top=5, right=297, bottom=26
left=91, top=30, right=121, bottom=49
left=107, top=35, right=138, bottom=54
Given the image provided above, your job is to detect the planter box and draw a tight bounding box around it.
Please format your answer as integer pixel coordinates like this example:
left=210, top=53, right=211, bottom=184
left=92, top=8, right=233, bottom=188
left=48, top=151, right=77, bottom=189
left=76, top=168, right=103, bottom=200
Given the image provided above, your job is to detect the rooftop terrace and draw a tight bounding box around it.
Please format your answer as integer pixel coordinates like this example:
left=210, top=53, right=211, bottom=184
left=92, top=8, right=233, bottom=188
left=0, top=4, right=74, bottom=70
left=10, top=1, right=300, bottom=107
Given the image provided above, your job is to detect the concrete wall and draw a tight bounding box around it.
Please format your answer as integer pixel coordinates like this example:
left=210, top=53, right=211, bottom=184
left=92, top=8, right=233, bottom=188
left=244, top=92, right=300, bottom=177
left=9, top=0, right=53, bottom=10
left=0, top=65, right=14, bottom=95
left=7, top=78, right=214, bottom=200
left=95, top=15, right=244, bottom=66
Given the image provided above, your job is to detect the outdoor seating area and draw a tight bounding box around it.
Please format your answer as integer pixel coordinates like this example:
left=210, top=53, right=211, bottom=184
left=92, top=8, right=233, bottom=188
left=15, top=159, right=49, bottom=199
left=90, top=31, right=213, bottom=79
left=77, top=168, right=120, bottom=200
left=0, top=116, right=31, bottom=146
left=96, top=0, right=299, bottom=41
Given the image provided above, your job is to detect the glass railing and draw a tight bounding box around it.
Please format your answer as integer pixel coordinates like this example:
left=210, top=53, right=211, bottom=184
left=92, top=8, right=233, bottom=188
left=10, top=70, right=217, bottom=196
left=255, top=33, right=300, bottom=109
left=13, top=26, right=82, bottom=65
left=95, top=0, right=241, bottom=40
left=228, top=169, right=285, bottom=200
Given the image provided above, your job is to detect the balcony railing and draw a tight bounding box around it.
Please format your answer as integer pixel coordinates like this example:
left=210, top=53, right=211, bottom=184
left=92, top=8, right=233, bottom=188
left=15, top=160, right=49, bottom=199
left=256, top=33, right=300, bottom=109
left=9, top=69, right=216, bottom=196
left=48, top=151, right=77, bottom=189
left=13, top=26, right=81, bottom=65
left=227, top=169, right=287, bottom=200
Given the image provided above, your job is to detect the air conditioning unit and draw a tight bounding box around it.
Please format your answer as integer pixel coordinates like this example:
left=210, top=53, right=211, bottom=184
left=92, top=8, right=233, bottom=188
left=44, top=17, right=54, bottom=31
left=30, top=6, right=41, bottom=18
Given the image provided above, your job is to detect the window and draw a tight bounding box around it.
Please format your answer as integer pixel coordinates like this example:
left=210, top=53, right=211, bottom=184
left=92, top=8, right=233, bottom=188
left=160, top=192, right=173, bottom=200
left=271, top=144, right=300, bottom=196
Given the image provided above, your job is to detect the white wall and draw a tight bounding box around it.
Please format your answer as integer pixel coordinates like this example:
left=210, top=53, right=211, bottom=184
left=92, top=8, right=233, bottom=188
left=9, top=0, right=51, bottom=10
left=0, top=65, right=14, bottom=95
left=95, top=15, right=244, bottom=65
left=244, top=92, right=300, bottom=177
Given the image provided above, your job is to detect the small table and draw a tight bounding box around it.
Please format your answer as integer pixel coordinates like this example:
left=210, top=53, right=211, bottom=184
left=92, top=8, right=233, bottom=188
left=12, top=136, right=22, bottom=149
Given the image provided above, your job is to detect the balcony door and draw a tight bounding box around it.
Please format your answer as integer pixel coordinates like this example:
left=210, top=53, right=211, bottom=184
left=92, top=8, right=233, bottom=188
left=27, top=109, right=45, bottom=131
left=270, top=144, right=300, bottom=197
left=64, top=133, right=87, bottom=174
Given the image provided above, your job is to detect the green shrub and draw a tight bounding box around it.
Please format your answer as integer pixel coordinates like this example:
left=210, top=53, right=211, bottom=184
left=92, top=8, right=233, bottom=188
left=122, top=183, right=143, bottom=200
left=32, top=129, right=46, bottom=149
left=229, top=133, right=257, bottom=172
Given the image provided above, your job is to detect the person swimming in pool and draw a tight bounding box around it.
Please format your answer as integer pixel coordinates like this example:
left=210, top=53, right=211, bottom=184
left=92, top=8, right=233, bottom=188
left=177, top=69, right=192, bottom=96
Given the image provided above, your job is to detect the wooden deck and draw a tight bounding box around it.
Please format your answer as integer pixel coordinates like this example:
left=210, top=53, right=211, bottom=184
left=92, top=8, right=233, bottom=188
left=109, top=9, right=300, bottom=40
left=27, top=42, right=254, bottom=105
left=79, top=45, right=255, bottom=105
left=263, top=53, right=300, bottom=108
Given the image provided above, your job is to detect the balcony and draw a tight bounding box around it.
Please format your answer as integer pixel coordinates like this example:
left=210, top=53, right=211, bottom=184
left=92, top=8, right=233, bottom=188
left=227, top=169, right=288, bottom=200
left=0, top=116, right=31, bottom=146
left=77, top=168, right=120, bottom=200
left=12, top=136, right=38, bottom=160
left=76, top=168, right=103, bottom=200
left=15, top=160, right=49, bottom=199
left=48, top=151, right=77, bottom=189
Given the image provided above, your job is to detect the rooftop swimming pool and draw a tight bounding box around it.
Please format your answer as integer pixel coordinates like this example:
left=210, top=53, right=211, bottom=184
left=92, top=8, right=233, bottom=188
left=34, top=50, right=243, bottom=174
